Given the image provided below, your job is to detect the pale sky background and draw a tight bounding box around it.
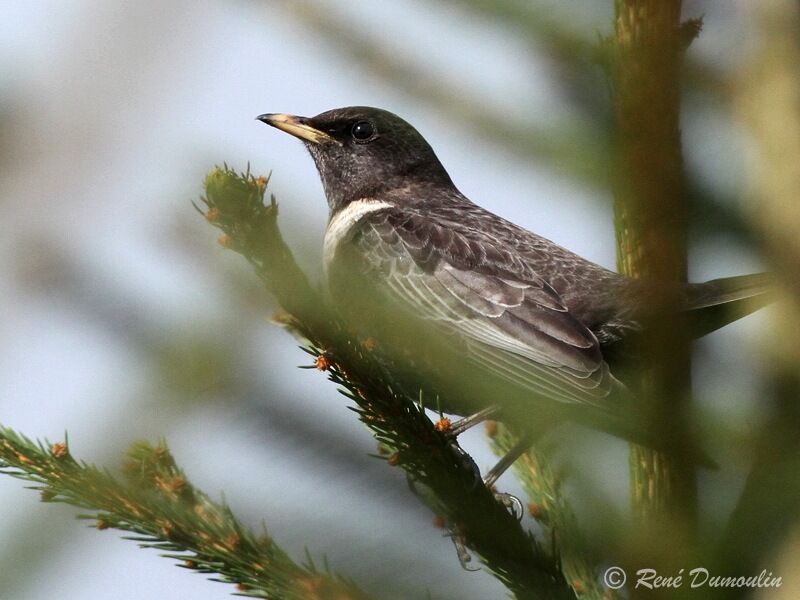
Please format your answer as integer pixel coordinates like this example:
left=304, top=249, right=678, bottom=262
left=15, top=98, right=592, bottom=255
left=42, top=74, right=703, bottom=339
left=0, top=2, right=768, bottom=599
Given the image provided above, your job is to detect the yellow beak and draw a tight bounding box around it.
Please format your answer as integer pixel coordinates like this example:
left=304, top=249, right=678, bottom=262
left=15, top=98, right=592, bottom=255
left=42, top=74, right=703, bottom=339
left=256, top=113, right=335, bottom=144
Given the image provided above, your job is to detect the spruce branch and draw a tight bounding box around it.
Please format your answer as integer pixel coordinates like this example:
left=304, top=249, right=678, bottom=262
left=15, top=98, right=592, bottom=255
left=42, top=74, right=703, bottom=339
left=0, top=427, right=373, bottom=600
left=199, top=165, right=577, bottom=600
left=487, top=423, right=618, bottom=600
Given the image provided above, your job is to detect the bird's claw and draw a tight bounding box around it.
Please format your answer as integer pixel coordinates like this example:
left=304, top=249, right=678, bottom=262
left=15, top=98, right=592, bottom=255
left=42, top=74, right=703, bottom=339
left=493, top=491, right=524, bottom=521
left=445, top=531, right=480, bottom=571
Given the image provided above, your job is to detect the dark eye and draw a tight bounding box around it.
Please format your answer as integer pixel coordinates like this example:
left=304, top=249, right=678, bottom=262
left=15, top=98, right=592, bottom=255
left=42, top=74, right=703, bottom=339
left=351, top=120, right=376, bottom=142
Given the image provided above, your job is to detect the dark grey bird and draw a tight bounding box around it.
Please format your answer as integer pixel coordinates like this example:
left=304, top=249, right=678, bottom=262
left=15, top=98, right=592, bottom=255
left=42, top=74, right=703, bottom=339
left=257, top=106, right=771, bottom=451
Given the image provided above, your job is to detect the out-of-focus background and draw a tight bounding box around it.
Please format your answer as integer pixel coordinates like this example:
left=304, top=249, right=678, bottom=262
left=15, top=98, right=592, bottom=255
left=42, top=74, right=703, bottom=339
left=0, top=1, right=790, bottom=598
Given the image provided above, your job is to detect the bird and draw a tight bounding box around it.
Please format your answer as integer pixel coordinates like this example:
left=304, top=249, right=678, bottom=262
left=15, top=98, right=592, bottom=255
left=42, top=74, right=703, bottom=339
left=256, top=106, right=772, bottom=459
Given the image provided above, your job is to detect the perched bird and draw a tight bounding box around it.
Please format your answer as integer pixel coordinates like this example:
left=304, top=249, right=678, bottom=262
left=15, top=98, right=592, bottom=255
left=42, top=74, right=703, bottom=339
left=257, top=107, right=771, bottom=451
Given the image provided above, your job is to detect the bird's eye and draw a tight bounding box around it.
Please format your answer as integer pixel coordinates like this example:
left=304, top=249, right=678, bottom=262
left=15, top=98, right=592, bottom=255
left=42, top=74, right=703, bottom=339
left=351, top=120, right=376, bottom=142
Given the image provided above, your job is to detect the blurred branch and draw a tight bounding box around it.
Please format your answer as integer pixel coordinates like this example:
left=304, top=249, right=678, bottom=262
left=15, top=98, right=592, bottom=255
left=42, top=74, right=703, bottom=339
left=738, top=0, right=800, bottom=302
left=277, top=0, right=760, bottom=251
left=437, top=0, right=726, bottom=98
left=717, top=1, right=800, bottom=593
left=18, top=233, right=429, bottom=513
left=276, top=0, right=612, bottom=189
left=438, top=0, right=595, bottom=60
left=200, top=166, right=576, bottom=599
left=609, top=0, right=698, bottom=562
left=0, top=428, right=373, bottom=600
left=435, top=0, right=606, bottom=123
left=488, top=423, right=618, bottom=600
left=14, top=226, right=447, bottom=600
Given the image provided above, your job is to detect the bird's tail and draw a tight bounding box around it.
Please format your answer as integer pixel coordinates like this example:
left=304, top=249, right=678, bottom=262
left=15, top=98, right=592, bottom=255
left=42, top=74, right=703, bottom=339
left=686, top=272, right=774, bottom=338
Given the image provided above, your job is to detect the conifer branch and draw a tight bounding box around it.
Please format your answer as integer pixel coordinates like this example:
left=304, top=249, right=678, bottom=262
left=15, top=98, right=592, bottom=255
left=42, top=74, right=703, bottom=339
left=199, top=166, right=576, bottom=600
left=487, top=423, right=618, bottom=600
left=0, top=427, right=372, bottom=600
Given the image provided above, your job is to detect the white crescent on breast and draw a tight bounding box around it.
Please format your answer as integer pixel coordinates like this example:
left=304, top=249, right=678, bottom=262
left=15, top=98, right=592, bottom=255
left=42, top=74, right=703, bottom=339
left=323, top=199, right=393, bottom=274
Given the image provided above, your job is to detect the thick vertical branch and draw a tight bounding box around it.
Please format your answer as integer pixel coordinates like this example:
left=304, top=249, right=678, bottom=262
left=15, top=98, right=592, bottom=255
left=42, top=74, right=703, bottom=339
left=611, top=0, right=697, bottom=529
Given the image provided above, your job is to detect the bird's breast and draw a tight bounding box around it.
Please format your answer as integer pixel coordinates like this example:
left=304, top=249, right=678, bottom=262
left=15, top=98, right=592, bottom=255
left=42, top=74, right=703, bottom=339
left=322, top=198, right=394, bottom=275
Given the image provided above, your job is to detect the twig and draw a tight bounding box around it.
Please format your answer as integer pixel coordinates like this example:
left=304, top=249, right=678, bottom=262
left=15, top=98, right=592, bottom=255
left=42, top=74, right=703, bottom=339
left=200, top=165, right=576, bottom=600
left=487, top=422, right=619, bottom=600
left=0, top=428, right=373, bottom=600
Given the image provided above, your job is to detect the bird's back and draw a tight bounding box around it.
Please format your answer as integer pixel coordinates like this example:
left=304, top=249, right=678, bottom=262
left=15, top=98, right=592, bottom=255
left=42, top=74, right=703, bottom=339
left=379, top=186, right=635, bottom=342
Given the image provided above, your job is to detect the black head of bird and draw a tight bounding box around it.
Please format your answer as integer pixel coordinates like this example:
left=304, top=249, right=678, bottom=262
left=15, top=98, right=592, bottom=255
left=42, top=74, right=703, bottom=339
left=257, top=107, right=454, bottom=213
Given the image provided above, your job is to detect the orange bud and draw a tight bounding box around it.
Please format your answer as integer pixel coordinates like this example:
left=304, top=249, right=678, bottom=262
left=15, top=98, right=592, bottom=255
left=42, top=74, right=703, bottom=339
left=528, top=502, right=544, bottom=518
left=434, top=417, right=451, bottom=433
left=51, top=442, right=68, bottom=459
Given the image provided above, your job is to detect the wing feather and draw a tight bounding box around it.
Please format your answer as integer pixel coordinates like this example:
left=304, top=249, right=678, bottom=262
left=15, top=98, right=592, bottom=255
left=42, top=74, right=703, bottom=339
left=346, top=210, right=617, bottom=408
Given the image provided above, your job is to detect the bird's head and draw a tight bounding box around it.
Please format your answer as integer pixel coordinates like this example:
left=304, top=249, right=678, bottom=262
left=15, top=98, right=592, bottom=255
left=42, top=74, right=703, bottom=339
left=257, top=107, right=454, bottom=213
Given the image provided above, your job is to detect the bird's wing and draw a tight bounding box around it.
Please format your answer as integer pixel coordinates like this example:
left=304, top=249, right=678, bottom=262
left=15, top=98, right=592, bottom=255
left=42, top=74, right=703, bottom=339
left=350, top=209, right=616, bottom=408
